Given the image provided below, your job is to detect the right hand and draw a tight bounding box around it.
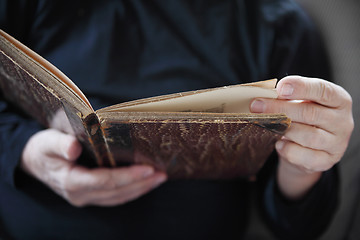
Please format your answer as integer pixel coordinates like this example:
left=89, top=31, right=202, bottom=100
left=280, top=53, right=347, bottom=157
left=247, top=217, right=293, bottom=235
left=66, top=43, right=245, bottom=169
left=21, top=129, right=167, bottom=207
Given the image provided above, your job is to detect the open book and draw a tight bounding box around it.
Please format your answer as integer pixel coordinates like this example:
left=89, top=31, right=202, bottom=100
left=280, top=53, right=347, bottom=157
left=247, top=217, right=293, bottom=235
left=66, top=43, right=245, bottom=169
left=0, top=29, right=290, bottom=179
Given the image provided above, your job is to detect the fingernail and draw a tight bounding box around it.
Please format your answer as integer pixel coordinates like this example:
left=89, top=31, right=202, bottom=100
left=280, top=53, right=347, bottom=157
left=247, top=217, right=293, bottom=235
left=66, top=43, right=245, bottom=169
left=280, top=83, right=294, bottom=96
left=250, top=99, right=265, bottom=113
left=276, top=140, right=285, bottom=151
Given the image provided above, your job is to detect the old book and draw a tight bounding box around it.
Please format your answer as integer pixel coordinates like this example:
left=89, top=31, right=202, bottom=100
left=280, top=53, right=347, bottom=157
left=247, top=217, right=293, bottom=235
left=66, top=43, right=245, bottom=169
left=0, top=29, right=290, bottom=179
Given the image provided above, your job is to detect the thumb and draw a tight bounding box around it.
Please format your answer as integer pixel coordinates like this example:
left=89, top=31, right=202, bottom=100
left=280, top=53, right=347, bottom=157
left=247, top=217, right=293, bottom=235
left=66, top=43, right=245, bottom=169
left=63, top=135, right=82, bottom=161
left=42, top=129, right=82, bottom=161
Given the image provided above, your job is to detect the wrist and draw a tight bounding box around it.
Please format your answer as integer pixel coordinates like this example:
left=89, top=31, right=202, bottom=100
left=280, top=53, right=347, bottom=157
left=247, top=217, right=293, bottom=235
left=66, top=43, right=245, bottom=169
left=276, top=159, right=322, bottom=200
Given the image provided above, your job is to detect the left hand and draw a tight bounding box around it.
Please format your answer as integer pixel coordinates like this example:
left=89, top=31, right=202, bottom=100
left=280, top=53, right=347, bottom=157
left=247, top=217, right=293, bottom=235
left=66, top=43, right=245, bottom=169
left=250, top=76, right=354, bottom=199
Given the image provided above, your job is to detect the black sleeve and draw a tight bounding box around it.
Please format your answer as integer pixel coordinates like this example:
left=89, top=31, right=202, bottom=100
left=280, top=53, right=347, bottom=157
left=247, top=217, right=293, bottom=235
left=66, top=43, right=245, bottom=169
left=259, top=154, right=339, bottom=240
left=0, top=0, right=42, bottom=187
left=259, top=1, right=337, bottom=239
left=0, top=98, right=42, bottom=187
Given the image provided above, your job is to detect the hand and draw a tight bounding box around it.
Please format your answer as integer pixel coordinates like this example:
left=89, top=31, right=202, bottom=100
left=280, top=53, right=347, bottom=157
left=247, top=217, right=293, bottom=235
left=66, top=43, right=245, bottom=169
left=21, top=129, right=167, bottom=207
left=250, top=76, right=353, bottom=199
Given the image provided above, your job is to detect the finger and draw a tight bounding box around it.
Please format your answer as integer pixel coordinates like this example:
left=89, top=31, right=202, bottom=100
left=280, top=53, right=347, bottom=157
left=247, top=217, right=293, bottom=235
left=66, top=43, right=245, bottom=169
left=277, top=76, right=352, bottom=109
left=275, top=140, right=337, bottom=173
left=251, top=98, right=339, bottom=131
left=282, top=122, right=337, bottom=153
left=66, top=137, right=82, bottom=161
left=78, top=173, right=167, bottom=207
left=64, top=165, right=157, bottom=193
left=40, top=129, right=82, bottom=161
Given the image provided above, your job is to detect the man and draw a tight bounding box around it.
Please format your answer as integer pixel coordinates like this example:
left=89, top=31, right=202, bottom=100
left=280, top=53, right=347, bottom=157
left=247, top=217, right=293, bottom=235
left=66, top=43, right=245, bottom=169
left=0, top=0, right=353, bottom=239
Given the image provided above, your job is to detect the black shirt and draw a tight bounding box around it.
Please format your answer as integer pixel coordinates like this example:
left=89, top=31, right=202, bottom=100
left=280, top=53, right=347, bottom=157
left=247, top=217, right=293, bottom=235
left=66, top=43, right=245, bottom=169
left=0, top=1, right=337, bottom=239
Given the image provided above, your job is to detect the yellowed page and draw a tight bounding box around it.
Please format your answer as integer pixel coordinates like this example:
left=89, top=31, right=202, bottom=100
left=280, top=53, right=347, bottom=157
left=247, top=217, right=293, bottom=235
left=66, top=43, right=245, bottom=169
left=102, top=79, right=277, bottom=114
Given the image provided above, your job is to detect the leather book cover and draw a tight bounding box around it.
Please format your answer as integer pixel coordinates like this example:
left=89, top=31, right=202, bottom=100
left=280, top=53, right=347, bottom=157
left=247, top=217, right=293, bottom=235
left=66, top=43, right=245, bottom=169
left=0, top=39, right=63, bottom=128
left=0, top=29, right=290, bottom=179
left=98, top=112, right=290, bottom=179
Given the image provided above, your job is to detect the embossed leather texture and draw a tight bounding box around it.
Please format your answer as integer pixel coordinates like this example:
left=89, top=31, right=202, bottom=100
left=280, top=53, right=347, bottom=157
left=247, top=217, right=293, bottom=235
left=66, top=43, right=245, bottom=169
left=99, top=113, right=290, bottom=179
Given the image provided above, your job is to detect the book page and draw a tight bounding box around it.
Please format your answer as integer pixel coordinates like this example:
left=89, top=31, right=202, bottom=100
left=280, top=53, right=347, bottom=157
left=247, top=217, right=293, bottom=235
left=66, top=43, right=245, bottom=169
left=0, top=29, right=92, bottom=111
left=100, top=79, right=277, bottom=114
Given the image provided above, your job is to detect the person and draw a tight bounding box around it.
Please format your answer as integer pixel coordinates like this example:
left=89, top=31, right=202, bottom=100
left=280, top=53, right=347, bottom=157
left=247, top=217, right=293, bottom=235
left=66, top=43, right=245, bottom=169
left=0, top=0, right=353, bottom=239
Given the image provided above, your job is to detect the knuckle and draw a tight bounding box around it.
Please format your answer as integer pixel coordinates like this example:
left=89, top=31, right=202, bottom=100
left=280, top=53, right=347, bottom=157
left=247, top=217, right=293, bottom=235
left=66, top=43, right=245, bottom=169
left=348, top=118, right=355, bottom=134
left=330, top=141, right=347, bottom=161
left=342, top=111, right=355, bottom=133
left=290, top=75, right=305, bottom=87
left=349, top=113, right=355, bottom=127
left=334, top=116, right=353, bottom=144
left=342, top=116, right=354, bottom=137
left=338, top=85, right=353, bottom=108
left=343, top=91, right=353, bottom=107
left=318, top=81, right=333, bottom=104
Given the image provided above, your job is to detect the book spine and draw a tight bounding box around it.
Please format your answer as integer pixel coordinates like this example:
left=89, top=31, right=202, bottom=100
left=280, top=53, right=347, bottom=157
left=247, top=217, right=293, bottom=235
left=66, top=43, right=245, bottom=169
left=62, top=102, right=113, bottom=167
left=83, top=113, right=115, bottom=167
